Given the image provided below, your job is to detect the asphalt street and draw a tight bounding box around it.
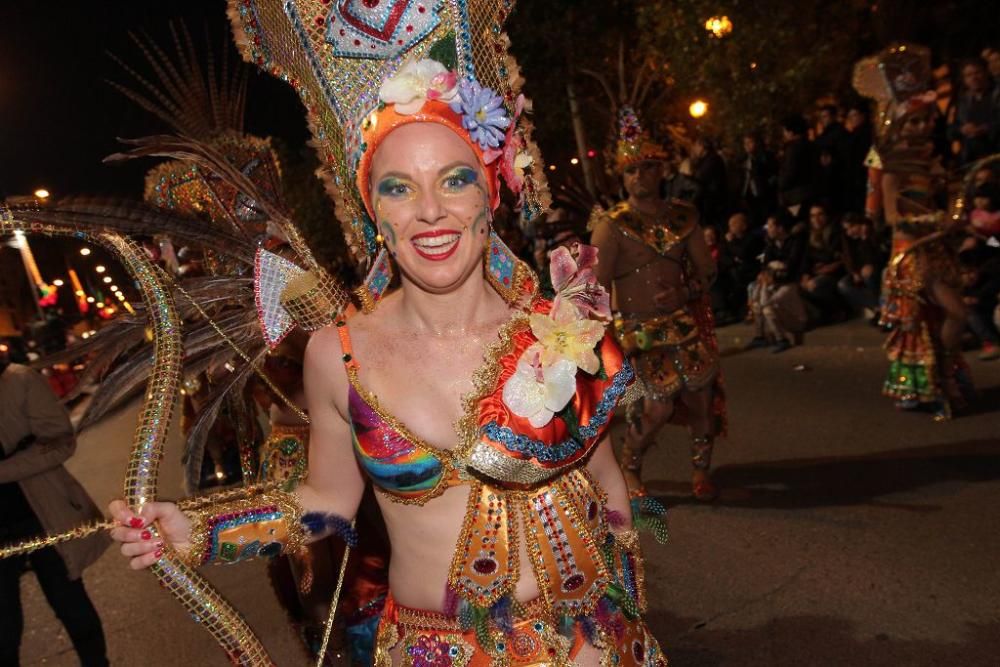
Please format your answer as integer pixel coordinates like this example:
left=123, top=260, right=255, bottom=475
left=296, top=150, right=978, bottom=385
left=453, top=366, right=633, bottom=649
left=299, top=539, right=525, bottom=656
left=15, top=320, right=1000, bottom=666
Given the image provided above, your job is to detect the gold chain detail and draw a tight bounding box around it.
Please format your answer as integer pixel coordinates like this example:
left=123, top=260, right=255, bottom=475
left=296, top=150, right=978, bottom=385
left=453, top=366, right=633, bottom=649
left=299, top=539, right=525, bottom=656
left=314, top=520, right=355, bottom=667
left=0, top=520, right=114, bottom=559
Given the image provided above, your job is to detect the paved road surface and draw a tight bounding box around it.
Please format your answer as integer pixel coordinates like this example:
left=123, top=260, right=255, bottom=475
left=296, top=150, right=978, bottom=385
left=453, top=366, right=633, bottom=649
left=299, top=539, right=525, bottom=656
left=16, top=321, right=1000, bottom=666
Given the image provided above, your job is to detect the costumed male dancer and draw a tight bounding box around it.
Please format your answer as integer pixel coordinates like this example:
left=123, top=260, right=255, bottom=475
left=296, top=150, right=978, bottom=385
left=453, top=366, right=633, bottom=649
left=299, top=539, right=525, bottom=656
left=854, top=44, right=973, bottom=419
left=591, top=107, right=725, bottom=501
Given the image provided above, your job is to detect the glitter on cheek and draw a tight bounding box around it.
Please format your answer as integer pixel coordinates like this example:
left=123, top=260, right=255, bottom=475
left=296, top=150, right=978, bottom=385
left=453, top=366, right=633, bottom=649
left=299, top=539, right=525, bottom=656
left=379, top=220, right=398, bottom=250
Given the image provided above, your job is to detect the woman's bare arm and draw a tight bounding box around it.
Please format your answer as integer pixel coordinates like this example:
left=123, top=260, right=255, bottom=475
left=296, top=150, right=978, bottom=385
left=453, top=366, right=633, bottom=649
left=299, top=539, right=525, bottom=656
left=295, top=324, right=366, bottom=528
left=586, top=434, right=632, bottom=527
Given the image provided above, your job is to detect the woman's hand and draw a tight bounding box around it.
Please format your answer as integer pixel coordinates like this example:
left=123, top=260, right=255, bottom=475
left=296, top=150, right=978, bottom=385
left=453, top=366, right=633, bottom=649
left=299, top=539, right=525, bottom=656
left=108, top=499, right=192, bottom=570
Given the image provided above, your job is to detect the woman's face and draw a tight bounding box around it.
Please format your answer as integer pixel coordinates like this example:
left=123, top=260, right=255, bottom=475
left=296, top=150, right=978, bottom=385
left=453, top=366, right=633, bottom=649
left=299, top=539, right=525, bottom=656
left=369, top=123, right=491, bottom=294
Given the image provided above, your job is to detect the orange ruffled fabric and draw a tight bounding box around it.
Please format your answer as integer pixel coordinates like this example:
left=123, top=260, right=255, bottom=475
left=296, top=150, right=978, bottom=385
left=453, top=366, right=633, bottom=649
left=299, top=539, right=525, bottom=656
left=475, top=298, right=629, bottom=475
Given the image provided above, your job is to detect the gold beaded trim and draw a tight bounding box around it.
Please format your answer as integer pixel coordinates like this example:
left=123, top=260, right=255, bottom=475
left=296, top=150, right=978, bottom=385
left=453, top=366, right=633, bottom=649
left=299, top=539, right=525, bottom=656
left=281, top=268, right=349, bottom=332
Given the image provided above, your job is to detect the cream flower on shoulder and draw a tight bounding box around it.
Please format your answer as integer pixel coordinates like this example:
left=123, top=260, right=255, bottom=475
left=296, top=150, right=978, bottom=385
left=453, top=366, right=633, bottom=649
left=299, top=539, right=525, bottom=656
left=502, top=344, right=578, bottom=428
left=379, top=58, right=458, bottom=115
left=529, top=300, right=606, bottom=375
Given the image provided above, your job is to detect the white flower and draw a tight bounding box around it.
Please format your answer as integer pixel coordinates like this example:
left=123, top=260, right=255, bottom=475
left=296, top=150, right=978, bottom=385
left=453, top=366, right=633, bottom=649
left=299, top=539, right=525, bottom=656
left=502, top=344, right=578, bottom=428
left=379, top=59, right=458, bottom=115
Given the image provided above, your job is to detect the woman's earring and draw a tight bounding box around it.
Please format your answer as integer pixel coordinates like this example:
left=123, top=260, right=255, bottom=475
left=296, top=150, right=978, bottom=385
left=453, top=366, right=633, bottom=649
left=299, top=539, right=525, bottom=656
left=484, top=225, right=523, bottom=304
left=355, top=232, right=393, bottom=313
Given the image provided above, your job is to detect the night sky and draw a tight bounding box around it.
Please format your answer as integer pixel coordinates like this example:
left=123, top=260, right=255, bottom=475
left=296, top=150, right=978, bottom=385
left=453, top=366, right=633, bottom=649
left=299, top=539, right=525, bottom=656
left=0, top=1, right=309, bottom=200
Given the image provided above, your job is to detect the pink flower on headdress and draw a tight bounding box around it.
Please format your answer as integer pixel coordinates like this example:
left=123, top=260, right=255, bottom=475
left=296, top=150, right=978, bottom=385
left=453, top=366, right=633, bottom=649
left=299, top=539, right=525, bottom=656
left=493, top=95, right=533, bottom=193
left=427, top=70, right=458, bottom=101
left=549, top=243, right=612, bottom=322
left=380, top=59, right=458, bottom=115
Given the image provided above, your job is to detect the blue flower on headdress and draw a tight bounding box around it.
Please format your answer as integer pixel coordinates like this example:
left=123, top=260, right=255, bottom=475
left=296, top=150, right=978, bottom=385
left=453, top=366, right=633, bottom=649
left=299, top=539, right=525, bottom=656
left=450, top=79, right=511, bottom=150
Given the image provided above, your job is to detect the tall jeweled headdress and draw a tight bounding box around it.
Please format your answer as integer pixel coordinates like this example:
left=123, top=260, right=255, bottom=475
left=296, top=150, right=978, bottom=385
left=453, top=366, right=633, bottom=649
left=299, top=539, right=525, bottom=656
left=853, top=43, right=937, bottom=151
left=614, top=104, right=669, bottom=171
left=227, top=0, right=551, bottom=267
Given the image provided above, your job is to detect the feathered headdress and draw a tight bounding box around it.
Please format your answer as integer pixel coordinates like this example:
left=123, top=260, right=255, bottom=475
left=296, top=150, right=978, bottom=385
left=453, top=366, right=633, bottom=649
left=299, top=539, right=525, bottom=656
left=226, top=0, right=551, bottom=266
left=579, top=42, right=669, bottom=172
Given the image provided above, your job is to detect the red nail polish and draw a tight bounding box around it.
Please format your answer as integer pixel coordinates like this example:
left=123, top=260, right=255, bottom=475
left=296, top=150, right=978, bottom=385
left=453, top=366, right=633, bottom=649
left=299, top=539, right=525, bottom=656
left=141, top=530, right=152, bottom=541
left=154, top=548, right=163, bottom=558
left=129, top=517, right=144, bottom=528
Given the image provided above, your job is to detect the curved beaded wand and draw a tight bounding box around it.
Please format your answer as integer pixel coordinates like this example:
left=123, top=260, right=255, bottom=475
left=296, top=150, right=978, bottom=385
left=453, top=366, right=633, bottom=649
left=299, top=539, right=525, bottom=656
left=0, top=210, right=274, bottom=665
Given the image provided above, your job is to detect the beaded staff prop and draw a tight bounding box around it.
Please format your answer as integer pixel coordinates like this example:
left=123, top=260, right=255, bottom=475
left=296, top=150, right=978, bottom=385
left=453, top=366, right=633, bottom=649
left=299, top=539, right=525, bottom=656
left=0, top=208, right=271, bottom=664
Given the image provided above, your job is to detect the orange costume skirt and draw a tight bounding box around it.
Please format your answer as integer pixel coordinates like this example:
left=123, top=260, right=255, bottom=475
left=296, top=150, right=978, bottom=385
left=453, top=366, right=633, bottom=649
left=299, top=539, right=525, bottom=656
left=374, top=593, right=666, bottom=667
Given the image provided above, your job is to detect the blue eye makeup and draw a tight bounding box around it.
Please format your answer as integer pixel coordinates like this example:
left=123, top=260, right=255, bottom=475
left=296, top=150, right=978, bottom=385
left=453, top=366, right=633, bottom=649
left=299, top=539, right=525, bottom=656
left=442, top=167, right=479, bottom=190
left=377, top=178, right=411, bottom=197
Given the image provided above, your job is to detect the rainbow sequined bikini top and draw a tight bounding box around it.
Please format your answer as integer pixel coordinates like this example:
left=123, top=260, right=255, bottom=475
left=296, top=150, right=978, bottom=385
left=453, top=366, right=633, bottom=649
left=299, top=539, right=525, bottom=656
left=335, top=296, right=633, bottom=505
left=336, top=287, right=637, bottom=619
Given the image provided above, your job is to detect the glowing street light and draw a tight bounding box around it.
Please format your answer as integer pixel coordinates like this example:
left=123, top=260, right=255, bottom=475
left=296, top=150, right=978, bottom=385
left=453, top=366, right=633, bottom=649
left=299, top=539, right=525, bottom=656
left=570, top=157, right=580, bottom=165
left=95, top=265, right=106, bottom=273
left=102, top=276, right=112, bottom=284
left=52, top=279, right=64, bottom=287
left=109, top=285, right=118, bottom=292
left=705, top=15, right=733, bottom=38
left=80, top=248, right=91, bottom=256
left=689, top=99, right=709, bottom=119
left=548, top=164, right=557, bottom=171
left=86, top=296, right=96, bottom=304
left=34, top=188, right=50, bottom=200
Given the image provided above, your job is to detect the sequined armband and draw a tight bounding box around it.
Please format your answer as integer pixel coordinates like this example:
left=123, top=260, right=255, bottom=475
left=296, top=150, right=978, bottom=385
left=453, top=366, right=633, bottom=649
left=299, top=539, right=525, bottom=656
left=182, top=490, right=306, bottom=567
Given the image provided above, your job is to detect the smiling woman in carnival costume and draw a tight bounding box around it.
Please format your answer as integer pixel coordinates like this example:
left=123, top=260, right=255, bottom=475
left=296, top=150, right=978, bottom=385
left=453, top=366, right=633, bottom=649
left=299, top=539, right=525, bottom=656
left=109, top=1, right=669, bottom=665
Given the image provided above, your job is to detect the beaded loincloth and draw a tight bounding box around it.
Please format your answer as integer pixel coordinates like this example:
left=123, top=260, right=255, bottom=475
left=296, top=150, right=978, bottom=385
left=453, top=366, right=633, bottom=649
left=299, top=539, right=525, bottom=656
left=614, top=310, right=719, bottom=401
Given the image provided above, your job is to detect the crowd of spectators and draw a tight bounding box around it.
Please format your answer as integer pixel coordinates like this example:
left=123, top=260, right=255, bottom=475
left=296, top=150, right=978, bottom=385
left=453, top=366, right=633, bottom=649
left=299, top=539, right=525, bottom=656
left=502, top=52, right=1000, bottom=358
left=671, top=52, right=1000, bottom=357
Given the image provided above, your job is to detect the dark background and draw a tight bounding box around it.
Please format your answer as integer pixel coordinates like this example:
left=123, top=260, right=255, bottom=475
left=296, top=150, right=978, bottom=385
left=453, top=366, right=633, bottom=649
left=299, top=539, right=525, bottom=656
left=0, top=0, right=309, bottom=200
left=3, top=0, right=999, bottom=201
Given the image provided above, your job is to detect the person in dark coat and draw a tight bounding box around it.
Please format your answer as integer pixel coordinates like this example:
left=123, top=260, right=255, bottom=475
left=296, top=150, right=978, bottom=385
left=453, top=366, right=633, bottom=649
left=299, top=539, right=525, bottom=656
left=777, top=114, right=817, bottom=218
left=739, top=132, right=777, bottom=228
left=0, top=353, right=110, bottom=666
left=948, top=58, right=999, bottom=166
left=690, top=136, right=729, bottom=230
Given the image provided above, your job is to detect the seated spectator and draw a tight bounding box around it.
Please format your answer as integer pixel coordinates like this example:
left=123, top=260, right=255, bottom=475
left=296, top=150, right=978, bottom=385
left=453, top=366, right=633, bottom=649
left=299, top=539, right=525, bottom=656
left=837, top=213, right=883, bottom=321
left=748, top=261, right=808, bottom=353
left=800, top=204, right=845, bottom=323
left=959, top=253, right=1000, bottom=360
left=761, top=212, right=807, bottom=278
left=719, top=212, right=763, bottom=318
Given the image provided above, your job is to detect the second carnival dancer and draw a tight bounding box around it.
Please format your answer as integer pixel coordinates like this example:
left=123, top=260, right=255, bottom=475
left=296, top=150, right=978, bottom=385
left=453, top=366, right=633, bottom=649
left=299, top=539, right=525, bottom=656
left=854, top=44, right=974, bottom=419
left=591, top=107, right=726, bottom=501
left=110, top=1, right=669, bottom=665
